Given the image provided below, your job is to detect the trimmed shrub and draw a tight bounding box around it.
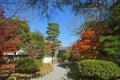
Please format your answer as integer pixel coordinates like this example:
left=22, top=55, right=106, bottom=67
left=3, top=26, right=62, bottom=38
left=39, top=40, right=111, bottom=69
left=77, top=59, right=120, bottom=80
left=15, top=58, right=39, bottom=73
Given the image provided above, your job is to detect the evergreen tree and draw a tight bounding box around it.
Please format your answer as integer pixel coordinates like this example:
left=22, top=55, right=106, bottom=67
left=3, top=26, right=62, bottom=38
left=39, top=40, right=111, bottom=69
left=46, top=23, right=61, bottom=60
left=100, top=0, right=120, bottom=58
left=26, top=30, right=46, bottom=59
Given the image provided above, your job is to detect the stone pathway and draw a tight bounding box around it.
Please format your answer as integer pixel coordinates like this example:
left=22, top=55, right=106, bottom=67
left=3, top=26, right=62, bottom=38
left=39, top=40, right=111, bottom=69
left=31, top=64, right=68, bottom=80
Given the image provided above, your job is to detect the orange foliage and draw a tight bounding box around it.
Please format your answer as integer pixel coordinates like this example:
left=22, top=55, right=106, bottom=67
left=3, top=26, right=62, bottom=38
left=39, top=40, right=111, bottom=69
left=0, top=8, right=23, bottom=54
left=46, top=40, right=52, bottom=51
left=72, top=27, right=112, bottom=59
left=1, top=38, right=23, bottom=52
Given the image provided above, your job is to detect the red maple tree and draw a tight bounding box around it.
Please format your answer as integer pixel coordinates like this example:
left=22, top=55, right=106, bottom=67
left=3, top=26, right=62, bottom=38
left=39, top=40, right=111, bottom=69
left=0, top=8, right=23, bottom=56
left=72, top=25, right=112, bottom=59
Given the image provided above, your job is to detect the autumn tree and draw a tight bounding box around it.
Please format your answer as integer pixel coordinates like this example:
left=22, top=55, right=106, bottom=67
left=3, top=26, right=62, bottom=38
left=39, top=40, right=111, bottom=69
left=46, top=23, right=61, bottom=60
left=0, top=8, right=35, bottom=62
left=72, top=28, right=100, bottom=60
left=0, top=8, right=24, bottom=62
left=72, top=23, right=112, bottom=60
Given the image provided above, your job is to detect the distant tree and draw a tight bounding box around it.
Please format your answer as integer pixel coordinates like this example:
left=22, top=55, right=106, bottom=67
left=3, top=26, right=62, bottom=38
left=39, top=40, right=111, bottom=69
left=46, top=23, right=61, bottom=60
left=58, top=50, right=70, bottom=62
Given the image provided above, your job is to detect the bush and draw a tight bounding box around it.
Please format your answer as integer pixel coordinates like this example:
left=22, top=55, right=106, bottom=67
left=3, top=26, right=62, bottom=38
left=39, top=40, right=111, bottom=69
left=77, top=59, right=120, bottom=80
left=15, top=58, right=39, bottom=73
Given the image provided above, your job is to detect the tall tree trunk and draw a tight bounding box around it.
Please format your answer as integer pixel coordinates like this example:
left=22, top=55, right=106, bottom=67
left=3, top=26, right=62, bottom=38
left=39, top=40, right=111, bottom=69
left=53, top=46, right=59, bottom=63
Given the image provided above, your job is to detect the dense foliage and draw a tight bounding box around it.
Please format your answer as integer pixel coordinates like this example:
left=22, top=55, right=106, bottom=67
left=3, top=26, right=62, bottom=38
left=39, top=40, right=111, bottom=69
left=99, top=0, right=120, bottom=58
left=58, top=50, right=69, bottom=62
left=15, top=58, right=39, bottom=73
left=25, top=31, right=46, bottom=58
left=100, top=35, right=120, bottom=57
left=77, top=60, right=120, bottom=80
left=9, top=17, right=31, bottom=44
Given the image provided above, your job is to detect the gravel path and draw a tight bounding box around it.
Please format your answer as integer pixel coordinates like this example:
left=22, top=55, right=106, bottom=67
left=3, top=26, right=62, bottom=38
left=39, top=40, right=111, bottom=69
left=31, top=64, right=68, bottom=80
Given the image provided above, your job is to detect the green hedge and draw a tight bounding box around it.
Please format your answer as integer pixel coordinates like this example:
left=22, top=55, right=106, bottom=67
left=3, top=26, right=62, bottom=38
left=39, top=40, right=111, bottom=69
left=16, top=58, right=39, bottom=73
left=77, top=59, right=120, bottom=80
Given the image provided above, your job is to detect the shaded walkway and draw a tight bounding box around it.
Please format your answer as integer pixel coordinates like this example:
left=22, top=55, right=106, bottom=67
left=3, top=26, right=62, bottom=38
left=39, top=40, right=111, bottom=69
left=31, top=64, right=68, bottom=80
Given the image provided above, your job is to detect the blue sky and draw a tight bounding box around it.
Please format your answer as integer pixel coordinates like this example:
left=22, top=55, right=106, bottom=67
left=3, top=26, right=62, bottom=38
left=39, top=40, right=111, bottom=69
left=28, top=8, right=85, bottom=47
left=4, top=5, right=85, bottom=47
